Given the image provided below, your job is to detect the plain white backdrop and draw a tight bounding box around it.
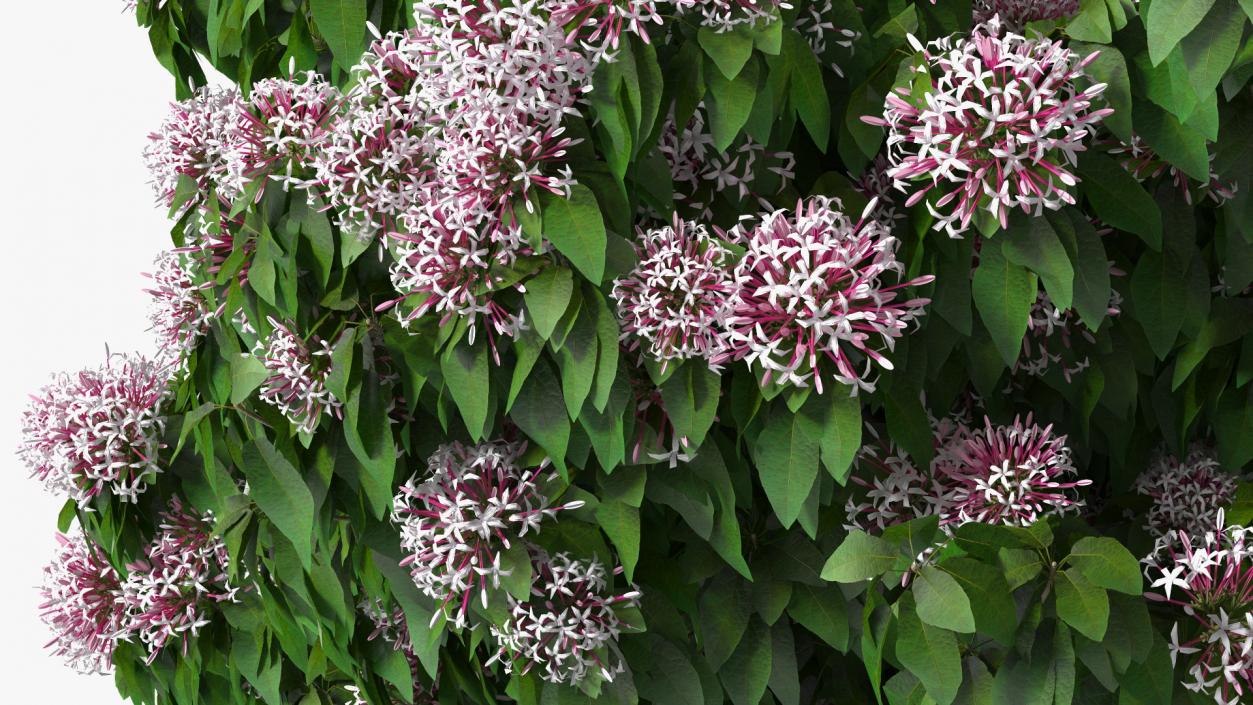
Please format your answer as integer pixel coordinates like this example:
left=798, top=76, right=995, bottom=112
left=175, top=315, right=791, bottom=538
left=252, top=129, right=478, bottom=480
left=0, top=4, right=191, bottom=699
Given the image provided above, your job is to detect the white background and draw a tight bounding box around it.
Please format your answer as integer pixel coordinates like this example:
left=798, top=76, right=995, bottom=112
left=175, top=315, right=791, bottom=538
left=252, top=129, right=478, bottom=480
left=0, top=4, right=185, bottom=699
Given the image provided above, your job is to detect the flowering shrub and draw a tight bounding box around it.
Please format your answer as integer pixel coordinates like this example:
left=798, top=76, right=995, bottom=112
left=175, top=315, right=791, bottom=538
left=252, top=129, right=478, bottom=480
left=25, top=1, right=1253, bottom=704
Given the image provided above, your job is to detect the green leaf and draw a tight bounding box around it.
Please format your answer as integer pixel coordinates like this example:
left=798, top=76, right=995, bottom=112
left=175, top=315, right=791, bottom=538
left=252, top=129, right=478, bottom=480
left=719, top=618, right=773, bottom=705
left=660, top=362, right=720, bottom=450
left=707, top=55, right=760, bottom=151
left=914, top=566, right=976, bottom=634
left=941, top=558, right=1018, bottom=646
left=1003, top=214, right=1074, bottom=311
left=1075, top=44, right=1132, bottom=141
left=700, top=573, right=752, bottom=670
left=786, top=30, right=830, bottom=151
left=1146, top=0, right=1217, bottom=65
left=1130, top=250, right=1187, bottom=359
left=595, top=499, right=640, bottom=581
left=896, top=595, right=962, bottom=705
left=786, top=583, right=849, bottom=651
left=308, top=0, right=366, bottom=68
left=557, top=309, right=599, bottom=418
left=1054, top=567, right=1109, bottom=641
left=1053, top=210, right=1113, bottom=330
left=819, top=392, right=861, bottom=482
left=1065, top=537, right=1143, bottom=595
left=241, top=437, right=315, bottom=569
left=753, top=406, right=822, bottom=528
left=525, top=267, right=574, bottom=341
left=441, top=336, right=491, bottom=440
left=972, top=239, right=1037, bottom=367
left=1179, top=0, right=1244, bottom=98
left=542, top=186, right=607, bottom=284
left=698, top=25, right=754, bottom=79
left=343, top=372, right=398, bottom=519
left=1077, top=152, right=1162, bottom=249
left=768, top=621, right=800, bottom=705
left=230, top=353, right=268, bottom=405
left=635, top=638, right=704, bottom=705
left=511, top=360, right=571, bottom=477
left=820, top=530, right=899, bottom=583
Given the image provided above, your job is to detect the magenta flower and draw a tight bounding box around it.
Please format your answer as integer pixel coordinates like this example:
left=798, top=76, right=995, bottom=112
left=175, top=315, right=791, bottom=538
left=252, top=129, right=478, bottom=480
left=122, top=497, right=238, bottom=662
left=1016, top=286, right=1121, bottom=381
left=934, top=415, right=1089, bottom=526
left=144, top=250, right=217, bottom=359
left=1110, top=134, right=1237, bottom=206
left=864, top=23, right=1110, bottom=237
left=38, top=531, right=128, bottom=674
left=612, top=216, right=734, bottom=370
left=241, top=73, right=340, bottom=190
left=973, top=0, right=1079, bottom=27
left=1145, top=511, right=1253, bottom=703
left=1136, top=447, right=1237, bottom=542
left=253, top=318, right=343, bottom=434
left=550, top=0, right=664, bottom=62
left=487, top=552, right=640, bottom=686
left=392, top=441, right=583, bottom=629
left=712, top=196, right=933, bottom=394
left=20, top=353, right=170, bottom=505
left=143, top=86, right=251, bottom=208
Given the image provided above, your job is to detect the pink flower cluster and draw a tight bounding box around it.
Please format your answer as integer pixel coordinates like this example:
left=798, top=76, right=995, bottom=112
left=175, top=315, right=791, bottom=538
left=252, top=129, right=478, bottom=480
left=122, top=497, right=239, bottom=663
left=1136, top=447, right=1237, bottom=541
left=1110, top=135, right=1238, bottom=206
left=19, top=353, right=170, bottom=505
left=550, top=0, right=666, bottom=63
left=253, top=318, right=343, bottom=434
left=38, top=531, right=128, bottom=674
left=1146, top=511, right=1253, bottom=704
left=973, top=0, right=1079, bottom=27
left=847, top=413, right=1089, bottom=531
left=392, top=441, right=583, bottom=628
left=144, top=86, right=251, bottom=208
left=714, top=196, right=933, bottom=394
left=144, top=250, right=217, bottom=359
left=240, top=73, right=341, bottom=190
left=866, top=22, right=1110, bottom=237
left=612, top=216, right=734, bottom=370
left=487, top=551, right=640, bottom=686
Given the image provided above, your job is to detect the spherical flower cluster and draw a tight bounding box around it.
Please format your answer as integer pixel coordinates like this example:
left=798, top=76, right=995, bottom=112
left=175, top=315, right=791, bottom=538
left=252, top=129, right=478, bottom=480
left=865, top=24, right=1110, bottom=237
left=934, top=415, right=1089, bottom=527
left=253, top=318, right=343, bottom=434
left=144, top=250, right=216, bottom=359
left=1016, top=286, right=1122, bottom=381
left=1110, top=135, right=1237, bottom=206
left=612, top=217, right=734, bottom=370
left=20, top=353, right=170, bottom=505
left=674, top=0, right=788, bottom=33
left=487, top=552, right=640, bottom=686
left=713, top=196, right=933, bottom=394
left=1145, top=512, right=1253, bottom=703
left=143, top=85, right=250, bottom=208
left=1136, top=447, right=1237, bottom=541
left=122, top=497, right=238, bottom=662
left=240, top=73, right=340, bottom=190
left=549, top=0, right=665, bottom=64
left=392, top=441, right=583, bottom=628
left=38, top=531, right=128, bottom=674
left=973, top=0, right=1079, bottom=27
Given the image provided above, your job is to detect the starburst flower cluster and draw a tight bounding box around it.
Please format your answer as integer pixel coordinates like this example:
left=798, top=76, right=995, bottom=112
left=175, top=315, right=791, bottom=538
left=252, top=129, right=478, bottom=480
left=1016, top=286, right=1122, bottom=381
left=844, top=429, right=947, bottom=533
left=1109, top=135, right=1238, bottom=206
left=674, top=0, right=789, bottom=33
left=1136, top=447, right=1237, bottom=541
left=935, top=414, right=1088, bottom=526
left=144, top=250, right=216, bottom=359
left=122, top=497, right=239, bottom=663
left=550, top=0, right=665, bottom=63
left=38, top=531, right=128, bottom=675
left=1145, top=512, right=1253, bottom=704
left=612, top=216, right=734, bottom=369
left=360, top=600, right=439, bottom=700
left=144, top=86, right=251, bottom=208
left=19, top=353, right=170, bottom=505
left=713, top=196, right=934, bottom=394
left=865, top=22, right=1111, bottom=237
left=392, top=441, right=583, bottom=628
left=253, top=318, right=342, bottom=434
left=240, top=73, right=340, bottom=190
left=487, top=552, right=640, bottom=686
left=973, top=0, right=1079, bottom=27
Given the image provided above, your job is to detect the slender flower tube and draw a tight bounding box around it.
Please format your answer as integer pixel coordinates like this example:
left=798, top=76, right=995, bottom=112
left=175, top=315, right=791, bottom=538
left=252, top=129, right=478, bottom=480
left=144, top=250, right=216, bottom=360
left=241, top=73, right=341, bottom=190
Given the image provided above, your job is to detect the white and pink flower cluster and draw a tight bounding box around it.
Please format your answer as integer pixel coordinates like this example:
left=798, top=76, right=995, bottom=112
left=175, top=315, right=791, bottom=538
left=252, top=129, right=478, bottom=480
left=1136, top=447, right=1237, bottom=541
left=253, top=318, right=343, bottom=434
left=1015, top=286, right=1122, bottom=381
left=614, top=197, right=933, bottom=395
left=144, top=250, right=218, bottom=359
left=19, top=353, right=170, bottom=505
left=674, top=0, right=788, bottom=33
left=487, top=551, right=641, bottom=685
left=866, top=22, right=1110, bottom=237
left=846, top=413, right=1090, bottom=532
left=972, top=0, right=1079, bottom=27
left=240, top=73, right=341, bottom=190
left=38, top=498, right=239, bottom=672
left=1146, top=511, right=1253, bottom=704
left=392, top=440, right=584, bottom=628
